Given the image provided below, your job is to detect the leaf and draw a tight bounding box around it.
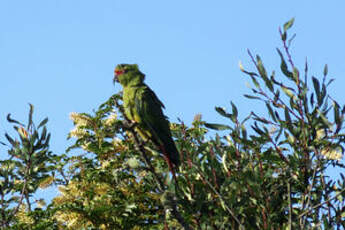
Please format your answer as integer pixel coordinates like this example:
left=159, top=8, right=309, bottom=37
left=241, top=124, right=247, bottom=139
left=275, top=127, right=283, bottom=142
left=276, top=48, right=293, bottom=79
left=292, top=67, right=299, bottom=83
left=303, top=89, right=309, bottom=114
left=40, top=126, right=47, bottom=142
left=287, top=33, right=296, bottom=48
left=266, top=103, right=277, bottom=122
left=283, top=18, right=295, bottom=32
left=274, top=90, right=280, bottom=103
left=205, top=123, right=231, bottom=131
left=251, top=122, right=265, bottom=135
left=326, top=78, right=335, bottom=88
left=254, top=116, right=270, bottom=124
left=274, top=111, right=280, bottom=120
left=282, top=87, right=295, bottom=99
left=250, top=76, right=261, bottom=89
left=230, top=102, right=238, bottom=119
left=312, top=77, right=326, bottom=106
left=222, top=153, right=229, bottom=174
left=323, top=64, right=328, bottom=77
left=244, top=94, right=261, bottom=100
left=284, top=106, right=291, bottom=124
left=242, top=113, right=253, bottom=124
left=28, top=103, right=34, bottom=129
left=215, top=107, right=231, bottom=119
left=317, top=109, right=333, bottom=129
left=37, top=117, right=49, bottom=129
left=333, top=101, right=340, bottom=125
left=0, top=141, right=7, bottom=146
left=6, top=114, right=24, bottom=126
left=312, top=77, right=320, bottom=100
left=256, top=55, right=273, bottom=91
left=310, top=93, right=314, bottom=107
left=45, top=133, right=51, bottom=146
left=319, top=84, right=327, bottom=106
left=5, top=133, right=16, bottom=146
left=281, top=32, right=287, bottom=41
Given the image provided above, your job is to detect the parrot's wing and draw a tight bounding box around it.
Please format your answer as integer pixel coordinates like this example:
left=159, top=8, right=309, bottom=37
left=135, top=85, right=170, bottom=142
left=135, top=85, right=180, bottom=166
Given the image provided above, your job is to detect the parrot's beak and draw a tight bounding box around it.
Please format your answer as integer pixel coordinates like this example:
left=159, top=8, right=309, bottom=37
left=113, top=75, right=118, bottom=85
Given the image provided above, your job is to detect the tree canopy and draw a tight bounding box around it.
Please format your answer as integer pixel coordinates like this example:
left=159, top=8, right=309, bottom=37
left=1, top=19, right=344, bottom=230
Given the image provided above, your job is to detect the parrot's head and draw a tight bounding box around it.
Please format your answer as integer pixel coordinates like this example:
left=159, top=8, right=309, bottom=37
left=114, top=64, right=145, bottom=87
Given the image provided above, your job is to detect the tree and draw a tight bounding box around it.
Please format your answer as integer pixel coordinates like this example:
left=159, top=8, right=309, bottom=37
left=1, top=19, right=344, bottom=229
left=0, top=105, right=59, bottom=229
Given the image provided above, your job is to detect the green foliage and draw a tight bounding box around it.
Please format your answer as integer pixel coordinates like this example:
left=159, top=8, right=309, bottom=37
left=0, top=105, right=58, bottom=229
left=1, top=19, right=345, bottom=229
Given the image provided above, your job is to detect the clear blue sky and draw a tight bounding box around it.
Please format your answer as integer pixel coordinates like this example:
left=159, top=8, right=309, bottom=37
left=1, top=1, right=345, bottom=197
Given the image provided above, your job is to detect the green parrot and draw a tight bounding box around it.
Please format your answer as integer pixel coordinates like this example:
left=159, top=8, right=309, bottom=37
left=114, top=64, right=180, bottom=167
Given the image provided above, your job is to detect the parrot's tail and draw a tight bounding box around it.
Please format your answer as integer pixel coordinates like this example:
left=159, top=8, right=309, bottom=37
left=165, top=140, right=180, bottom=167
left=160, top=143, right=179, bottom=187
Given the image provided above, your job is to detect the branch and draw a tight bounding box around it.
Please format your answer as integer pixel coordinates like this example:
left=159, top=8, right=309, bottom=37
left=113, top=98, right=191, bottom=230
left=6, top=162, right=30, bottom=226
left=287, top=182, right=292, bottom=230
left=279, top=28, right=295, bottom=69
left=300, top=163, right=318, bottom=228
left=298, top=187, right=345, bottom=219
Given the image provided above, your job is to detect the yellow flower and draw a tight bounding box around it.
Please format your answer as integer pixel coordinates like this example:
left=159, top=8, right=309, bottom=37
left=16, top=204, right=34, bottom=225
left=39, top=176, right=54, bottom=189
left=101, top=160, right=111, bottom=169
left=18, top=126, right=29, bottom=139
left=321, top=147, right=343, bottom=160
left=69, top=112, right=91, bottom=127
left=94, top=183, right=111, bottom=196
left=170, top=123, right=179, bottom=131
left=104, top=113, right=117, bottom=126
left=53, top=180, right=113, bottom=229
left=81, top=142, right=91, bottom=151
left=226, top=135, right=233, bottom=146
left=69, top=127, right=88, bottom=138
left=127, top=157, right=140, bottom=169
left=316, top=129, right=326, bottom=140
left=14, top=180, right=24, bottom=185
left=54, top=211, right=90, bottom=229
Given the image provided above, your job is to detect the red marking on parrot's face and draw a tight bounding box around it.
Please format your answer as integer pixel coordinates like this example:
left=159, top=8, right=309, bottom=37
left=114, top=69, right=124, bottom=76
left=114, top=68, right=124, bottom=84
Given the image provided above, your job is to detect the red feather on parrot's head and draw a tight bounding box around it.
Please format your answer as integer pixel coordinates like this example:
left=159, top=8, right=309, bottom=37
left=114, top=69, right=124, bottom=76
